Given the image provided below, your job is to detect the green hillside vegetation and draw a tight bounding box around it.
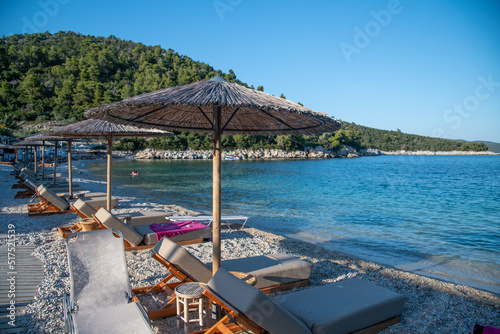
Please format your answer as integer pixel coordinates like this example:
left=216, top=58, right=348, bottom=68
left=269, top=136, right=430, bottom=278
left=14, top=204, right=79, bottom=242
left=0, top=31, right=488, bottom=152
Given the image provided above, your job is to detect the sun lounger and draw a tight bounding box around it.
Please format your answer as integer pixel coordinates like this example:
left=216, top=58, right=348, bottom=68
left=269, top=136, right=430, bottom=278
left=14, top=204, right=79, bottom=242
left=90, top=208, right=211, bottom=251
left=196, top=268, right=405, bottom=334
left=15, top=178, right=89, bottom=199
left=70, top=198, right=166, bottom=224
left=63, top=229, right=154, bottom=334
left=27, top=185, right=117, bottom=217
left=131, top=237, right=312, bottom=319
left=17, top=168, right=61, bottom=181
left=169, top=215, right=249, bottom=230
left=58, top=199, right=176, bottom=238
left=13, top=173, right=77, bottom=189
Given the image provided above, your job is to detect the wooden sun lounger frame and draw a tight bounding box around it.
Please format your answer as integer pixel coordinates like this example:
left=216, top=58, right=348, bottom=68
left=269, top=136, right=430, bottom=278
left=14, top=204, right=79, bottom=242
left=27, top=195, right=74, bottom=217
left=191, top=284, right=401, bottom=334
left=131, top=252, right=310, bottom=320
left=28, top=188, right=110, bottom=217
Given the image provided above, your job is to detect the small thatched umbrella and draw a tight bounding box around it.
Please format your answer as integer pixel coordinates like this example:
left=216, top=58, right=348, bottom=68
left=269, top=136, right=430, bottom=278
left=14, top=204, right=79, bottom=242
left=13, top=139, right=54, bottom=176
left=46, top=119, right=171, bottom=210
left=30, top=133, right=90, bottom=197
left=85, top=76, right=341, bottom=274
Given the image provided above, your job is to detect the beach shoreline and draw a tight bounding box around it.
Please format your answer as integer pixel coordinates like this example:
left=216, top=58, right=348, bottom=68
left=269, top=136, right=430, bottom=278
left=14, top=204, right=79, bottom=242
left=132, top=147, right=498, bottom=161
left=0, top=163, right=499, bottom=333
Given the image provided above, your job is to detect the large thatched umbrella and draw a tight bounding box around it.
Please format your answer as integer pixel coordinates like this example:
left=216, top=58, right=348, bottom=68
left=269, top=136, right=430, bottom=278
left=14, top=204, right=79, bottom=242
left=46, top=119, right=172, bottom=210
left=84, top=76, right=341, bottom=274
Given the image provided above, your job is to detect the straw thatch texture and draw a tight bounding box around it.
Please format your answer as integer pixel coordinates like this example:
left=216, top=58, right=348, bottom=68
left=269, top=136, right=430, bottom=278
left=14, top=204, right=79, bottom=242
left=85, top=77, right=341, bottom=135
left=45, top=119, right=172, bottom=138
left=27, top=134, right=83, bottom=142
left=13, top=140, right=53, bottom=147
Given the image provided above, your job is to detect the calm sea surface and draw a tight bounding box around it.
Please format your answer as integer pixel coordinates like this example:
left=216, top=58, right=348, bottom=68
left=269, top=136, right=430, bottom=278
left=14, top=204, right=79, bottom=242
left=83, top=155, right=500, bottom=294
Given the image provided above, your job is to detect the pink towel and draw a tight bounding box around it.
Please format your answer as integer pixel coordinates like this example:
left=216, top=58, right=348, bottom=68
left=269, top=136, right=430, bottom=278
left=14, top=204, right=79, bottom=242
left=149, top=220, right=208, bottom=241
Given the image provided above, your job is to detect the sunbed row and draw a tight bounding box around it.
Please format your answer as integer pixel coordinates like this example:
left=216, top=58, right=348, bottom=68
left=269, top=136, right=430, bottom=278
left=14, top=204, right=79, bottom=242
left=13, top=165, right=406, bottom=333
left=65, top=229, right=406, bottom=334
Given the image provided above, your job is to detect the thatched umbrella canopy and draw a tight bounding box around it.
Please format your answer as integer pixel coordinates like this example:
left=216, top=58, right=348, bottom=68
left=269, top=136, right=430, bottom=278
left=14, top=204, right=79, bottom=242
left=46, top=119, right=172, bottom=210
left=85, top=76, right=341, bottom=274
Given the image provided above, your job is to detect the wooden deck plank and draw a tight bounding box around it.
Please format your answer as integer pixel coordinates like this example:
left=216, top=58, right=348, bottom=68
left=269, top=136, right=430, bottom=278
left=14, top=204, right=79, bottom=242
left=0, top=245, right=44, bottom=332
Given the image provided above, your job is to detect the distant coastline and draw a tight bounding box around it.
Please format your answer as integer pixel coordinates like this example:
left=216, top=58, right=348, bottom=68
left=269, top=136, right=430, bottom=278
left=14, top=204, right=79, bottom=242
left=133, top=146, right=499, bottom=160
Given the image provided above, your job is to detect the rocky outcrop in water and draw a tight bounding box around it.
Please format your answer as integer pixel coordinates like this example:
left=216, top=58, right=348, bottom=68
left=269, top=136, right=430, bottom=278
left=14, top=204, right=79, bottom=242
left=134, top=146, right=382, bottom=160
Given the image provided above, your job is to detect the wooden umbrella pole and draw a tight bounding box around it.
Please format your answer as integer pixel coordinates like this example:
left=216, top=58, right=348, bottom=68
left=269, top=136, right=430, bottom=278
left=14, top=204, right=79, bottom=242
left=68, top=139, right=73, bottom=198
left=41, top=143, right=45, bottom=180
left=53, top=140, right=58, bottom=186
left=107, top=134, right=112, bottom=211
left=33, top=146, right=37, bottom=174
left=212, top=105, right=222, bottom=275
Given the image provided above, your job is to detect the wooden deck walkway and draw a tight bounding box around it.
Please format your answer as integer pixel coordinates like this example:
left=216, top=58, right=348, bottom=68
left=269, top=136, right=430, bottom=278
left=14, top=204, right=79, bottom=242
left=0, top=243, right=44, bottom=333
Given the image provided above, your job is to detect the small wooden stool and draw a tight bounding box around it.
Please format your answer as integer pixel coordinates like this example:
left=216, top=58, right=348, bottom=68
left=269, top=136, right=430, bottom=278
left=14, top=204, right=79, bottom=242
left=175, top=282, right=210, bottom=333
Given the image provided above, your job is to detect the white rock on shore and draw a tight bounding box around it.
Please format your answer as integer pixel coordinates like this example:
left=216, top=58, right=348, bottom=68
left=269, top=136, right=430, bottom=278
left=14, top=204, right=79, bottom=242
left=0, top=163, right=498, bottom=333
left=134, top=146, right=497, bottom=161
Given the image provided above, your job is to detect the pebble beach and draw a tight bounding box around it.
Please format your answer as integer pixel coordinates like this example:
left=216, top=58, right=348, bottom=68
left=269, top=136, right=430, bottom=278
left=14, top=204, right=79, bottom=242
left=1, top=162, right=499, bottom=333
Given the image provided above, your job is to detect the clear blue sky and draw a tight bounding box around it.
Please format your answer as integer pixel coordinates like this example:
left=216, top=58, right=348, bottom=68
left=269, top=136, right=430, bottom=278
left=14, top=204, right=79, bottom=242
left=1, top=0, right=499, bottom=142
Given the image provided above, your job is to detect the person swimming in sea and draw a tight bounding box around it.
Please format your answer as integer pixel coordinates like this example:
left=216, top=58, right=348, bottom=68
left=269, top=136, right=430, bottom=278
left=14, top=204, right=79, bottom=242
left=131, top=171, right=139, bottom=177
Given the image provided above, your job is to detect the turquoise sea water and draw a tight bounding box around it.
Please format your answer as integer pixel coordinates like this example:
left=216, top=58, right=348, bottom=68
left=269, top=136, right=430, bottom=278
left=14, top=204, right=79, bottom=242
left=84, top=155, right=500, bottom=294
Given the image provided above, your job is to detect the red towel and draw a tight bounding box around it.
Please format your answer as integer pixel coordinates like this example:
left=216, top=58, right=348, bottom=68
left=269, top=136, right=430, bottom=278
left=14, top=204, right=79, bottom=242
left=149, top=220, right=208, bottom=241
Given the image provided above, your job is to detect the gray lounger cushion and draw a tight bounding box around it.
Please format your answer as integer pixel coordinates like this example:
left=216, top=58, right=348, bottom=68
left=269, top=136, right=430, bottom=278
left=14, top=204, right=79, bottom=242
left=275, top=278, right=405, bottom=334
left=154, top=237, right=213, bottom=282
left=72, top=198, right=97, bottom=218
left=38, top=185, right=70, bottom=210
left=133, top=225, right=157, bottom=245
left=127, top=211, right=168, bottom=226
left=24, top=178, right=42, bottom=191
left=76, top=196, right=119, bottom=209
left=208, top=268, right=311, bottom=334
left=95, top=208, right=143, bottom=247
left=154, top=238, right=312, bottom=289
left=208, top=253, right=313, bottom=289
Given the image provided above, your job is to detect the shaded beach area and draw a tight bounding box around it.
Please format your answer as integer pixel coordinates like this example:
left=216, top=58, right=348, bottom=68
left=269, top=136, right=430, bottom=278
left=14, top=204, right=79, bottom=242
left=0, top=162, right=498, bottom=333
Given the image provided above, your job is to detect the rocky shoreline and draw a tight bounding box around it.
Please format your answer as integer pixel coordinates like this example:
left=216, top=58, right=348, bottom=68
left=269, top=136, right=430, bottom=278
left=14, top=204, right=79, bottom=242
left=135, top=146, right=498, bottom=160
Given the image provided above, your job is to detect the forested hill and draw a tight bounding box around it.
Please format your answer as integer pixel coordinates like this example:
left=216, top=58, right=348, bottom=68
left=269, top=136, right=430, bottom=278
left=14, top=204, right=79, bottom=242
left=0, top=31, right=489, bottom=152
left=0, top=31, right=247, bottom=122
